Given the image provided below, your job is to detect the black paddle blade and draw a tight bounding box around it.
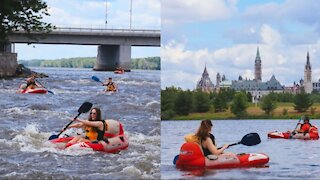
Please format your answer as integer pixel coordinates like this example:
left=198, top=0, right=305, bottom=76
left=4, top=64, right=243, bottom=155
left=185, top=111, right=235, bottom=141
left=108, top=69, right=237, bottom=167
left=78, top=102, right=93, bottom=114
left=173, top=155, right=179, bottom=165
left=91, top=76, right=100, bottom=82
left=48, top=134, right=59, bottom=140
left=240, top=133, right=261, bottom=146
left=47, top=90, right=54, bottom=95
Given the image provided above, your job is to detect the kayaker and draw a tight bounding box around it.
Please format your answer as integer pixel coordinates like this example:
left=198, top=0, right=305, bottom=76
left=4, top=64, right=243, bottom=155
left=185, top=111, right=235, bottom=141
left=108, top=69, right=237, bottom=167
left=65, top=107, right=123, bottom=149
left=65, top=107, right=104, bottom=146
left=102, top=77, right=117, bottom=92
left=293, top=116, right=313, bottom=135
left=195, top=120, right=229, bottom=156
left=25, top=75, right=42, bottom=90
left=116, top=67, right=124, bottom=72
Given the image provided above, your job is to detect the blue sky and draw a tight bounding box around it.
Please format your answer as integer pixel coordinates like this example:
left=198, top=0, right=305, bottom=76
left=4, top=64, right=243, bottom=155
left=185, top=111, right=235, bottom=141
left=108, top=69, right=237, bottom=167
left=15, top=0, right=160, bottom=60
left=161, top=0, right=320, bottom=89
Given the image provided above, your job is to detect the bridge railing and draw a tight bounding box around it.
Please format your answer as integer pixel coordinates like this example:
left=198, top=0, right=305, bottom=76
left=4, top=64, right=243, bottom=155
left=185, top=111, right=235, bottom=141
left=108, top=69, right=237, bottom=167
left=54, top=27, right=160, bottom=34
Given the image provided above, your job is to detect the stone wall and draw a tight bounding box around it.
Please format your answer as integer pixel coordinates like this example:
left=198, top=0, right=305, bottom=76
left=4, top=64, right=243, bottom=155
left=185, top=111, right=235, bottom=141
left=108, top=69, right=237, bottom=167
left=0, top=52, right=18, bottom=78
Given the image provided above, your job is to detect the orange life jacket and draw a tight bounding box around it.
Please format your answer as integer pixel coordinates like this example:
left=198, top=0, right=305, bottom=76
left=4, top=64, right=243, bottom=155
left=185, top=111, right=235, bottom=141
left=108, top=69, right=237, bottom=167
left=301, top=123, right=311, bottom=133
left=85, top=120, right=106, bottom=141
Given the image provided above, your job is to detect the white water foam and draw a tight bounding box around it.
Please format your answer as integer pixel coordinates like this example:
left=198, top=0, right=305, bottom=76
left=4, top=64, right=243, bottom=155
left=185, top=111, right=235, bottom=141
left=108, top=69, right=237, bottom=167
left=116, top=79, right=159, bottom=86
left=10, top=124, right=95, bottom=156
left=146, top=100, right=160, bottom=108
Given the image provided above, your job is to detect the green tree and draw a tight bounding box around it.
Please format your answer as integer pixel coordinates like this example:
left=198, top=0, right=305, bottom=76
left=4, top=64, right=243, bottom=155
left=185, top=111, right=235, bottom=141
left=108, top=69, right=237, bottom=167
left=161, top=87, right=179, bottom=119
left=193, top=91, right=210, bottom=112
left=293, top=93, right=313, bottom=112
left=0, top=0, right=54, bottom=45
left=230, top=92, right=249, bottom=119
left=260, top=94, right=277, bottom=115
left=213, top=93, right=228, bottom=112
left=174, top=90, right=193, bottom=115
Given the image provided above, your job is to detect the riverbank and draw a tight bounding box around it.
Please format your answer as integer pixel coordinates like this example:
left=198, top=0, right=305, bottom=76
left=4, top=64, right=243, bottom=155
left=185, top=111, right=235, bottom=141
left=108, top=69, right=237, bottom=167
left=168, top=102, right=320, bottom=120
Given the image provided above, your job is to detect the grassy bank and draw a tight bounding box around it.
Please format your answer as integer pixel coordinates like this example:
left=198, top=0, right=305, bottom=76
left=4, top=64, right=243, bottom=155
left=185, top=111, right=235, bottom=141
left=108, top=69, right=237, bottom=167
left=172, top=103, right=320, bottom=120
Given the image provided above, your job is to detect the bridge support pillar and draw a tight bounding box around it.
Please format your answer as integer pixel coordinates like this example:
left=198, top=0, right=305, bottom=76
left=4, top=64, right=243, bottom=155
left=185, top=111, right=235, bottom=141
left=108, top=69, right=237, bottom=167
left=0, top=42, right=17, bottom=78
left=93, top=45, right=131, bottom=71
left=0, top=42, right=12, bottom=53
left=0, top=52, right=18, bottom=78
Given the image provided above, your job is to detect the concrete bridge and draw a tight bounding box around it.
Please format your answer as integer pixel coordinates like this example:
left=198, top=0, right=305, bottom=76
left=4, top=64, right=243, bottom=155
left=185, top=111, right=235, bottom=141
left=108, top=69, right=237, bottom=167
left=5, top=27, right=160, bottom=71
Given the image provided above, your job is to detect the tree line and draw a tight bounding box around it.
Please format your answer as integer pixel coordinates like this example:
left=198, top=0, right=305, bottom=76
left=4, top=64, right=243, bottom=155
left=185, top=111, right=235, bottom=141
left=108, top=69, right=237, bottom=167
left=161, top=87, right=316, bottom=120
left=18, top=56, right=160, bottom=70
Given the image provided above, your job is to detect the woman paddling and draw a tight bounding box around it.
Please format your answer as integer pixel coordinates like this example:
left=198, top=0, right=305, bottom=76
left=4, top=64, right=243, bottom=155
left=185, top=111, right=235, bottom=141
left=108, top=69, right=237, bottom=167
left=65, top=107, right=124, bottom=150
left=195, top=119, right=229, bottom=156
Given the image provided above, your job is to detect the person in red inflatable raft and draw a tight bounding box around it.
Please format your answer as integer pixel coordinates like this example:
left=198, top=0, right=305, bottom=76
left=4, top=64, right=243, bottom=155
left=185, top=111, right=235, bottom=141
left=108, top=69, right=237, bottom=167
left=184, top=119, right=232, bottom=159
left=290, top=116, right=318, bottom=139
left=65, top=107, right=125, bottom=151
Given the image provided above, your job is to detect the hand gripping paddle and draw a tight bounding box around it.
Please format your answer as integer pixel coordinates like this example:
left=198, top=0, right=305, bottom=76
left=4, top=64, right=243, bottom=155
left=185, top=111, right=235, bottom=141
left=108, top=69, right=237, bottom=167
left=48, top=102, right=93, bottom=140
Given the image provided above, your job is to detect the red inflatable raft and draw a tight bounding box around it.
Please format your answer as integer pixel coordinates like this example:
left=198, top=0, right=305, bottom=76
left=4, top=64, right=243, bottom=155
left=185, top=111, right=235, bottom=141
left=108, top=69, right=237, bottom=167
left=268, top=127, right=319, bottom=140
left=50, top=134, right=129, bottom=153
left=114, top=69, right=124, bottom=74
left=50, top=121, right=129, bottom=153
left=20, top=87, right=48, bottom=94
left=175, top=142, right=269, bottom=169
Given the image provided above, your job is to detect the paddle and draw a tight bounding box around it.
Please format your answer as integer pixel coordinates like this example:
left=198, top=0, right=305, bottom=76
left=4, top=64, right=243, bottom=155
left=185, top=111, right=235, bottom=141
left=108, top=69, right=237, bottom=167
left=35, top=79, right=54, bottom=94
left=219, top=132, right=261, bottom=149
left=291, top=116, right=303, bottom=136
left=48, top=102, right=93, bottom=140
left=173, top=133, right=261, bottom=165
left=92, top=75, right=104, bottom=85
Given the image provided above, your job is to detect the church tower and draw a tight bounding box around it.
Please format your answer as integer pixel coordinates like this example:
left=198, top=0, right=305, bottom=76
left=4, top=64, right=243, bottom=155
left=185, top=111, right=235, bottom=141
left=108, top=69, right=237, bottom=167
left=304, top=51, right=312, bottom=93
left=215, top=73, right=221, bottom=93
left=254, top=47, right=262, bottom=82
left=216, top=73, right=221, bottom=87
left=196, top=65, right=214, bottom=93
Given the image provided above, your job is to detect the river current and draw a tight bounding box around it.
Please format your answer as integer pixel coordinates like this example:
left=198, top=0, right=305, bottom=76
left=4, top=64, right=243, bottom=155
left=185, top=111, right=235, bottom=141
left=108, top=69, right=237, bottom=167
left=0, top=67, right=160, bottom=179
left=161, top=120, right=320, bottom=179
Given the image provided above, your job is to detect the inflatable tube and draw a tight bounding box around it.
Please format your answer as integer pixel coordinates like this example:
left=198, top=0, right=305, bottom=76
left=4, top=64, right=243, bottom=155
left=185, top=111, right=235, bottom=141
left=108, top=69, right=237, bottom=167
left=50, top=134, right=129, bottom=153
left=175, top=142, right=269, bottom=168
left=114, top=70, right=124, bottom=74
left=19, top=87, right=48, bottom=94
left=268, top=130, right=319, bottom=140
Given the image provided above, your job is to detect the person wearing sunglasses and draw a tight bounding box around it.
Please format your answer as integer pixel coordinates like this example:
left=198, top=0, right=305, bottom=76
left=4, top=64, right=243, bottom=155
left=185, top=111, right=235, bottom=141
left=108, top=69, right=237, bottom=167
left=65, top=107, right=124, bottom=149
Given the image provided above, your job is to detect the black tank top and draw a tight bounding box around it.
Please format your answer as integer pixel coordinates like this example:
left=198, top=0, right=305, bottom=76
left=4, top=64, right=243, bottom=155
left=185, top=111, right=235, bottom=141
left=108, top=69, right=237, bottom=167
left=202, top=133, right=216, bottom=156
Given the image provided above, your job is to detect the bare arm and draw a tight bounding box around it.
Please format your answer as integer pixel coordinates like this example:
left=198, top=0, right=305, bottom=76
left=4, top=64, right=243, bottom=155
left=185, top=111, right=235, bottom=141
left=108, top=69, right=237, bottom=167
left=204, top=137, right=229, bottom=155
left=68, top=122, right=84, bottom=129
left=74, top=119, right=104, bottom=131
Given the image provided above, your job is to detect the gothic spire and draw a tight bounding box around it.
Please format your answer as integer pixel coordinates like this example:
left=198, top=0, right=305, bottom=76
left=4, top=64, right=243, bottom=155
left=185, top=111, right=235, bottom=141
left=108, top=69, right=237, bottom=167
left=255, top=47, right=261, bottom=62
left=203, top=65, right=209, bottom=77
left=305, top=51, right=311, bottom=70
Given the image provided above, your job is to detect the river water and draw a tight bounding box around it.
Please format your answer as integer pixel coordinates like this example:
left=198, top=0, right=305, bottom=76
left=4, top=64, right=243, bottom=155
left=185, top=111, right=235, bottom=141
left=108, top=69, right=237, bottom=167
left=161, top=120, right=320, bottom=179
left=0, top=67, right=160, bottom=179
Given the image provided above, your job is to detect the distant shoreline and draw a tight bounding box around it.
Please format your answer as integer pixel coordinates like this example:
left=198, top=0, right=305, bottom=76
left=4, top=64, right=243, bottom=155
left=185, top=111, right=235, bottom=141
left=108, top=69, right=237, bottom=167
left=162, top=103, right=320, bottom=120
left=18, top=56, right=160, bottom=70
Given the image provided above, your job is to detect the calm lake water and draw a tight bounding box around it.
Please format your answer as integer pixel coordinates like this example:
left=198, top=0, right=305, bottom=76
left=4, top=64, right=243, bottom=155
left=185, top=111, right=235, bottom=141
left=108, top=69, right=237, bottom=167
left=161, top=120, right=320, bottom=179
left=0, top=67, right=160, bottom=179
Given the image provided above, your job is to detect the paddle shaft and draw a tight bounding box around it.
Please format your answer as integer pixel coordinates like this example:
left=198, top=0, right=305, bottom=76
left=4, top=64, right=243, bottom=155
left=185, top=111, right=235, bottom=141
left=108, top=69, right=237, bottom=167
left=294, top=118, right=302, bottom=130
left=35, top=79, right=54, bottom=94
left=55, top=113, right=81, bottom=137
left=218, top=141, right=240, bottom=149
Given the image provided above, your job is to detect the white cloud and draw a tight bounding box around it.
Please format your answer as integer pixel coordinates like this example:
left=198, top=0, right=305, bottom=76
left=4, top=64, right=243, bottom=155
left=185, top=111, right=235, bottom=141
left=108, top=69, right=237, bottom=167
left=161, top=36, right=320, bottom=90
left=162, top=0, right=237, bottom=25
left=161, top=40, right=210, bottom=65
left=242, top=69, right=254, bottom=80
left=161, top=70, right=199, bottom=90
left=260, top=24, right=282, bottom=47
